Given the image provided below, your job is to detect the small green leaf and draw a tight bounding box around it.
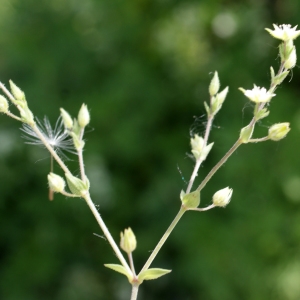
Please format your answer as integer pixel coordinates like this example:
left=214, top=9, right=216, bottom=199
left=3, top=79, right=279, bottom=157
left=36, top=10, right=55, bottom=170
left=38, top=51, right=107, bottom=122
left=138, top=268, right=171, bottom=283
left=204, top=101, right=210, bottom=116
left=181, top=190, right=200, bottom=209
left=104, top=264, right=133, bottom=282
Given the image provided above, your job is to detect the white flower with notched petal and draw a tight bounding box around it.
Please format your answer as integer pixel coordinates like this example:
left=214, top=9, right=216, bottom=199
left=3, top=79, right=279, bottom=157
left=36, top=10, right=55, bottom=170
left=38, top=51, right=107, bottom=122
left=239, top=85, right=275, bottom=103
left=265, top=24, right=300, bottom=41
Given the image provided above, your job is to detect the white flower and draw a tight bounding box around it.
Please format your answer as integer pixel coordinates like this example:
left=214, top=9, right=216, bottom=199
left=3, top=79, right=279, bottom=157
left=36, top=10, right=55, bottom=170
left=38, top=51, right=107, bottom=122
left=21, top=116, right=75, bottom=159
left=239, top=85, right=275, bottom=103
left=265, top=24, right=300, bottom=41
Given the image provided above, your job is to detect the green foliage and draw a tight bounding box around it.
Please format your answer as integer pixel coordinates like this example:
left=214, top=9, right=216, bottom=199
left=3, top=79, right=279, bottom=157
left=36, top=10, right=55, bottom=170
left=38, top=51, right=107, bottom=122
left=1, top=0, right=300, bottom=299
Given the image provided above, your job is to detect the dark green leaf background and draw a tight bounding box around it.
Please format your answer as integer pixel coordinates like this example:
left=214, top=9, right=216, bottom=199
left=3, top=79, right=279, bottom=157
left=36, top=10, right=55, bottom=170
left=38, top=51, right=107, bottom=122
left=1, top=0, right=300, bottom=299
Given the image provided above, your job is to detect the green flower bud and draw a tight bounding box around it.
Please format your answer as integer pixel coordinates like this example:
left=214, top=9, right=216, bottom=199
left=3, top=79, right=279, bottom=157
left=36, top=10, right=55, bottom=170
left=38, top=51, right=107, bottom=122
left=181, top=190, right=200, bottom=209
left=65, top=173, right=89, bottom=196
left=78, top=103, right=90, bottom=128
left=9, top=80, right=26, bottom=102
left=0, top=95, right=9, bottom=113
left=254, top=107, right=269, bottom=121
left=19, top=106, right=35, bottom=125
left=48, top=173, right=66, bottom=193
left=213, top=187, right=233, bottom=207
left=120, top=227, right=137, bottom=254
left=284, top=46, right=297, bottom=69
left=268, top=123, right=290, bottom=141
left=239, top=124, right=254, bottom=143
left=271, top=70, right=289, bottom=86
left=209, top=71, right=220, bottom=96
left=60, top=108, right=73, bottom=130
left=211, top=86, right=229, bottom=115
left=70, top=132, right=85, bottom=150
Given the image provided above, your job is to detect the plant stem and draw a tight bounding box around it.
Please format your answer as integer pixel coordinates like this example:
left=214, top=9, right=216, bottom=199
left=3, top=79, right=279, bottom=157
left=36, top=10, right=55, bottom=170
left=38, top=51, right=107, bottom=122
left=190, top=204, right=215, bottom=212
left=249, top=136, right=269, bottom=143
left=130, top=283, right=139, bottom=300
left=84, top=192, right=132, bottom=275
left=78, top=128, right=86, bottom=180
left=139, top=206, right=186, bottom=274
left=197, top=139, right=242, bottom=192
left=128, top=252, right=136, bottom=277
left=6, top=111, right=22, bottom=122
left=78, top=148, right=86, bottom=180
left=0, top=82, right=16, bottom=102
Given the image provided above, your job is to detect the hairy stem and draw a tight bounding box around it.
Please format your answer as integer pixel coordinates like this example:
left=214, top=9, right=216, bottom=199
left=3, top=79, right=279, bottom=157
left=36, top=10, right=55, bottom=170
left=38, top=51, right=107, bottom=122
left=139, top=206, right=186, bottom=273
left=84, top=192, right=132, bottom=275
left=128, top=252, right=136, bottom=277
left=197, top=139, right=242, bottom=192
left=130, top=283, right=139, bottom=300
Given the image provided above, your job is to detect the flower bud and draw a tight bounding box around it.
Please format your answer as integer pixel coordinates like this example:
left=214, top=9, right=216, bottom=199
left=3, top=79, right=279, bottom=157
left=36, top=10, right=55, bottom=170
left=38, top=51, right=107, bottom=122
left=9, top=80, right=26, bottom=102
left=48, top=173, right=66, bottom=193
left=213, top=187, right=233, bottom=207
left=191, top=134, right=204, bottom=159
left=284, top=46, right=297, bottom=69
left=211, top=86, right=229, bottom=115
left=65, top=173, right=89, bottom=196
left=254, top=107, right=269, bottom=121
left=209, top=71, right=220, bottom=96
left=78, top=104, right=90, bottom=128
left=120, top=227, right=137, bottom=254
left=60, top=108, right=73, bottom=130
left=239, top=124, right=254, bottom=143
left=268, top=123, right=290, bottom=141
left=181, top=190, right=200, bottom=209
left=70, top=132, right=85, bottom=150
left=19, top=106, right=35, bottom=125
left=0, top=95, right=9, bottom=113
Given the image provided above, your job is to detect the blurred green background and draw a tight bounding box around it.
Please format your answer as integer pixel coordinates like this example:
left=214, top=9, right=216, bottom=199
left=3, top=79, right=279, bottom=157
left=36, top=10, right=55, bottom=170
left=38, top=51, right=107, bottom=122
left=1, top=0, right=300, bottom=299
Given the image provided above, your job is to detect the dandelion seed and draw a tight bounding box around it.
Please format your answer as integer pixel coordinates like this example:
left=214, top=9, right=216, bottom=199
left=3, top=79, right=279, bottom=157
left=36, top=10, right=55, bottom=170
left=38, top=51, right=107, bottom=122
left=21, top=116, right=75, bottom=201
left=21, top=116, right=75, bottom=160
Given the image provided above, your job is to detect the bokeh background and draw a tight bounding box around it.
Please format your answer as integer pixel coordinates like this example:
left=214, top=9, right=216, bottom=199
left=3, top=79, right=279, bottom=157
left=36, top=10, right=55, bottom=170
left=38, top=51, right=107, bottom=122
left=1, top=0, right=300, bottom=299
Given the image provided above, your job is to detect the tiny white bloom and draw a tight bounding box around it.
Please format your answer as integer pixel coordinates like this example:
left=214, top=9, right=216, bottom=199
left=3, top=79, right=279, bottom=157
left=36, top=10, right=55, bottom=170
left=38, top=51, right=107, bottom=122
left=21, top=116, right=75, bottom=159
left=265, top=24, right=300, bottom=41
left=240, top=85, right=275, bottom=103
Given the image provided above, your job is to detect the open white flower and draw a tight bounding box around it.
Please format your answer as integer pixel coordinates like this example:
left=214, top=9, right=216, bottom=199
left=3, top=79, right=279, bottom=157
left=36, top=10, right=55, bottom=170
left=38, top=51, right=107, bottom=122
left=239, top=85, right=275, bottom=103
left=265, top=24, right=300, bottom=41
left=21, top=116, right=75, bottom=159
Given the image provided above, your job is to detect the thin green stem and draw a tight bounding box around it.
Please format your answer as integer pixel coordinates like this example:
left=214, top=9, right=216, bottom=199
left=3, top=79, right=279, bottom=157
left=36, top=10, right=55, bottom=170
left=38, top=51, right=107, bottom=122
left=249, top=136, right=269, bottom=143
left=139, top=206, right=186, bottom=274
left=84, top=192, right=132, bottom=276
left=78, top=148, right=86, bottom=180
left=189, top=204, right=215, bottom=212
left=5, top=111, right=22, bottom=122
left=0, top=82, right=16, bottom=103
left=197, top=139, right=242, bottom=192
left=130, top=283, right=139, bottom=300
left=128, top=252, right=136, bottom=277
